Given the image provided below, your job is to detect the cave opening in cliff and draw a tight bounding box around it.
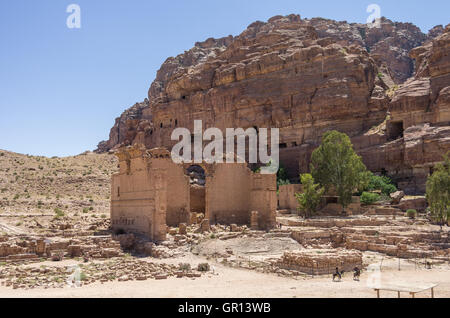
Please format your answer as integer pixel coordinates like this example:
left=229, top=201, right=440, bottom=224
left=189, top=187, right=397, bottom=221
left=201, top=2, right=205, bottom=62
left=388, top=121, right=404, bottom=141
left=186, top=165, right=206, bottom=215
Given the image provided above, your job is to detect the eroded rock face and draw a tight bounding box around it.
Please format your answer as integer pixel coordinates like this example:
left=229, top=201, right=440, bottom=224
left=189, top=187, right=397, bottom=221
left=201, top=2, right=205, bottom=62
left=377, top=25, right=450, bottom=193
left=95, top=99, right=150, bottom=153
left=98, top=15, right=384, bottom=157
left=96, top=15, right=450, bottom=194
left=305, top=17, right=429, bottom=83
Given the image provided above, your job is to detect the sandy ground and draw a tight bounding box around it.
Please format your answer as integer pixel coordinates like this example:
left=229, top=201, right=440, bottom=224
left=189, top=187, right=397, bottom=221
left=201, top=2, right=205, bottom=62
left=1, top=256, right=449, bottom=298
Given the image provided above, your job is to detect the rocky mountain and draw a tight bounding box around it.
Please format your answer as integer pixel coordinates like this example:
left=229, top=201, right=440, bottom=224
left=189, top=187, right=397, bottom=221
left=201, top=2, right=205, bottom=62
left=96, top=14, right=450, bottom=194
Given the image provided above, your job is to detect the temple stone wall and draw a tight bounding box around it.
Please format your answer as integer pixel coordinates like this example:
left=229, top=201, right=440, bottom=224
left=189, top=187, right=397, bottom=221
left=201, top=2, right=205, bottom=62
left=151, top=158, right=190, bottom=227
left=111, top=147, right=169, bottom=242
left=111, top=145, right=277, bottom=241
left=249, top=174, right=278, bottom=230
left=190, top=186, right=206, bottom=214
left=206, top=164, right=252, bottom=225
left=278, top=184, right=303, bottom=212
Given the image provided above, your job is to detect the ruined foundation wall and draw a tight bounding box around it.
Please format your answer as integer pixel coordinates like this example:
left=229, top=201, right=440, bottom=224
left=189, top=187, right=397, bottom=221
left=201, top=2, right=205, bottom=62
left=277, top=250, right=363, bottom=275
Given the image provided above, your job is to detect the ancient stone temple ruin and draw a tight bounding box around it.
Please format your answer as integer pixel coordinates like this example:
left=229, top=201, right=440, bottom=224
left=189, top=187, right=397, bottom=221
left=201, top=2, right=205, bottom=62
left=111, top=145, right=277, bottom=242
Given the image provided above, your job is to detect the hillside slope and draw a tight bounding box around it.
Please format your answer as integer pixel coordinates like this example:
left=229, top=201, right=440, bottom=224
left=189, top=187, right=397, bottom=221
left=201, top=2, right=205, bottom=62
left=0, top=150, right=117, bottom=235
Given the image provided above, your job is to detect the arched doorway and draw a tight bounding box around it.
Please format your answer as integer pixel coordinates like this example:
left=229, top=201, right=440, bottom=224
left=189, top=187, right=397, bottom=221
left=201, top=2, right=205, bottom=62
left=186, top=165, right=206, bottom=215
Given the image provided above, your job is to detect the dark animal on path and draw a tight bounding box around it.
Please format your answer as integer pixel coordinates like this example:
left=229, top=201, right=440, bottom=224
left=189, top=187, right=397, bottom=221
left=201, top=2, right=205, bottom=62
left=332, top=267, right=345, bottom=282
left=353, top=267, right=361, bottom=281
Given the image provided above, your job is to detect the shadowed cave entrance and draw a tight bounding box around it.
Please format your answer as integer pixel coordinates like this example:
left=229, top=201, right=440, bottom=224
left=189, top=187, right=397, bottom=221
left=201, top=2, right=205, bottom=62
left=388, top=121, right=404, bottom=141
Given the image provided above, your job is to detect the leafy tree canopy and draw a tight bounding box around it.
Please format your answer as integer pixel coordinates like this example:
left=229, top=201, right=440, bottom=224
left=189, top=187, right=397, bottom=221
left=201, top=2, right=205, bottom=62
left=296, top=174, right=324, bottom=218
left=426, top=152, right=450, bottom=227
left=311, top=131, right=370, bottom=209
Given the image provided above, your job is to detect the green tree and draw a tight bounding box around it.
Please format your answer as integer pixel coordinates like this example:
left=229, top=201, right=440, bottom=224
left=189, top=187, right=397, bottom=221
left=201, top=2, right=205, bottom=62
left=311, top=131, right=370, bottom=211
left=295, top=174, right=324, bottom=219
left=426, top=152, right=450, bottom=228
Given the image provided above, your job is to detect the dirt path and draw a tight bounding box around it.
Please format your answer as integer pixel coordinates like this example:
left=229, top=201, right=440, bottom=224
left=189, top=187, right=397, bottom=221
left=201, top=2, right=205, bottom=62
left=0, top=222, right=25, bottom=235
left=1, top=259, right=449, bottom=298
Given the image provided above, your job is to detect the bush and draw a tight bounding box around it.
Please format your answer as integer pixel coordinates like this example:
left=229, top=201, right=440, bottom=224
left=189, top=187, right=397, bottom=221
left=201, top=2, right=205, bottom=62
left=80, top=272, right=88, bottom=281
left=178, top=263, right=191, bottom=272
left=361, top=192, right=380, bottom=205
left=54, top=208, right=65, bottom=217
left=406, top=209, right=417, bottom=219
left=197, top=263, right=210, bottom=272
left=366, top=174, right=397, bottom=195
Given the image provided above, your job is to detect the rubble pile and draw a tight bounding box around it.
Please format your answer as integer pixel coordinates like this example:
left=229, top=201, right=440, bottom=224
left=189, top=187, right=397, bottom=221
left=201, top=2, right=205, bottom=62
left=0, top=258, right=203, bottom=290
left=0, top=235, right=124, bottom=262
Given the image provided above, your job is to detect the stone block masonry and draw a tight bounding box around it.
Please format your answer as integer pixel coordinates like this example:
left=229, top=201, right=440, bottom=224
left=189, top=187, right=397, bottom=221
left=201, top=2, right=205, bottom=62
left=277, top=249, right=363, bottom=275
left=111, top=145, right=277, bottom=241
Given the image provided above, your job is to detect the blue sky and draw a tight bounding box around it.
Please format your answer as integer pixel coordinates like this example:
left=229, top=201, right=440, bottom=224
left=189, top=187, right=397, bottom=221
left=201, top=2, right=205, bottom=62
left=0, top=0, right=448, bottom=157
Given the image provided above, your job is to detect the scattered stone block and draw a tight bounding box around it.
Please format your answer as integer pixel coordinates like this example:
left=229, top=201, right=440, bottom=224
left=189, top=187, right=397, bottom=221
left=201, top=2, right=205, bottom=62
left=179, top=223, right=187, bottom=235
left=200, top=219, right=210, bottom=233
left=398, top=197, right=427, bottom=212
left=390, top=191, right=405, bottom=204
left=155, top=274, right=168, bottom=280
left=230, top=224, right=239, bottom=232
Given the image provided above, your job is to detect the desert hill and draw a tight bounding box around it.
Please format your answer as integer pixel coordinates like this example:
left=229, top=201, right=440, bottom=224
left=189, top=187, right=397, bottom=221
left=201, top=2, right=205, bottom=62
left=0, top=150, right=117, bottom=235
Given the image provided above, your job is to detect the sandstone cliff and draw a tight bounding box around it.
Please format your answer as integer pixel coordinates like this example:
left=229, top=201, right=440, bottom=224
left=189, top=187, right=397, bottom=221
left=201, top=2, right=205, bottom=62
left=97, top=15, right=450, bottom=194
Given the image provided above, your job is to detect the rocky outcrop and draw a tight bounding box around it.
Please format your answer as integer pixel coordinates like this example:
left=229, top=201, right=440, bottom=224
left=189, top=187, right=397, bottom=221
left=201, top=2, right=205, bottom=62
left=305, top=17, right=429, bottom=83
left=96, top=15, right=450, bottom=194
left=371, top=24, right=450, bottom=193
left=95, top=99, right=150, bottom=153
left=428, top=25, right=445, bottom=39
